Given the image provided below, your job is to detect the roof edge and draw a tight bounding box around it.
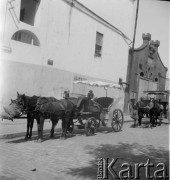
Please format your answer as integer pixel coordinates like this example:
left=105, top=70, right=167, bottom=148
left=133, top=44, right=148, bottom=52
left=157, top=52, right=168, bottom=71
left=61, top=0, right=132, bottom=43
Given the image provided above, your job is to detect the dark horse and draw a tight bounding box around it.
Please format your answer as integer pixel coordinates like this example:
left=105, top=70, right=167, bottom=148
left=136, top=99, right=161, bottom=127
left=35, top=97, right=78, bottom=141
left=16, top=92, right=57, bottom=140
left=149, top=100, right=161, bottom=127
left=136, top=99, right=150, bottom=127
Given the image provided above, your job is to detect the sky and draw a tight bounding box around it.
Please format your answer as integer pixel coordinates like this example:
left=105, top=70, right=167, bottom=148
left=133, top=0, right=169, bottom=76
left=78, top=0, right=170, bottom=77
left=78, top=0, right=134, bottom=39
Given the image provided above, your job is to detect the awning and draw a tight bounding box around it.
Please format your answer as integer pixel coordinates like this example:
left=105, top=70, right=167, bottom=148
left=143, top=90, right=170, bottom=95
left=74, top=80, right=121, bottom=89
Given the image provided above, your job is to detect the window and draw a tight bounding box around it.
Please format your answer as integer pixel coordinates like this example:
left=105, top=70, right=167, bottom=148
left=20, top=8, right=25, bottom=22
left=140, top=72, right=144, bottom=77
left=12, top=30, right=40, bottom=46
left=20, top=0, right=40, bottom=26
left=95, top=32, right=103, bottom=57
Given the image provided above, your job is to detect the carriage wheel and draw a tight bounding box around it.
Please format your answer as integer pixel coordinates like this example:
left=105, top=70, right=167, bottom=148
left=85, top=117, right=98, bottom=136
left=111, top=109, right=124, bottom=132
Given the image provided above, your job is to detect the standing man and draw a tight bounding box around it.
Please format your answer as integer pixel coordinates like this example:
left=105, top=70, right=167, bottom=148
left=64, top=90, right=70, bottom=99
left=87, top=90, right=94, bottom=100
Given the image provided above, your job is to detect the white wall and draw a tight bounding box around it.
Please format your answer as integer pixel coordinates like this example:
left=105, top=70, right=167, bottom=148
left=39, top=0, right=130, bottom=82
left=0, top=60, right=74, bottom=109
left=0, top=0, right=131, bottom=110
left=1, top=0, right=130, bottom=81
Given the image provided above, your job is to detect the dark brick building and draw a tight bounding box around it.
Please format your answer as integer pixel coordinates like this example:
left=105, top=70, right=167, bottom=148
left=124, top=33, right=168, bottom=112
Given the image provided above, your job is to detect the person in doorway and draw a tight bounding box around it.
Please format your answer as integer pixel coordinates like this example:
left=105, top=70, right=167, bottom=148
left=136, top=97, right=144, bottom=108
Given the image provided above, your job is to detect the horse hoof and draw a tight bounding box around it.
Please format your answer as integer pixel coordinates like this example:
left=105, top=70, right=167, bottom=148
left=25, top=137, right=28, bottom=141
left=49, top=135, right=54, bottom=138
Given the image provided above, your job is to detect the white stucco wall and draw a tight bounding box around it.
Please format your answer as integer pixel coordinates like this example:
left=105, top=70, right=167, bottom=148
left=1, top=0, right=130, bottom=79
left=0, top=0, right=132, bottom=109
left=0, top=60, right=74, bottom=108
left=36, top=0, right=130, bottom=82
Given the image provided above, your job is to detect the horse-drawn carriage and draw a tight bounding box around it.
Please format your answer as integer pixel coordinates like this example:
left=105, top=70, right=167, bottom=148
left=72, top=96, right=124, bottom=136
left=1, top=93, right=124, bottom=142
left=130, top=90, right=169, bottom=127
left=143, top=90, right=169, bottom=119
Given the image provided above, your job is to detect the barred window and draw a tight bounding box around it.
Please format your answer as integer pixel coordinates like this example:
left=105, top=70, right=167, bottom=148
left=95, top=32, right=103, bottom=57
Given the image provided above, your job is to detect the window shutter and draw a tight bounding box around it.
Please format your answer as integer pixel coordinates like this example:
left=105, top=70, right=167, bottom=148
left=96, top=32, right=103, bottom=46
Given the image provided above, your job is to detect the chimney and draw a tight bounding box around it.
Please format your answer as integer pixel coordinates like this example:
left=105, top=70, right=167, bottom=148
left=149, top=40, right=156, bottom=56
left=153, top=40, right=160, bottom=51
left=142, top=33, right=151, bottom=45
left=150, top=40, right=160, bottom=52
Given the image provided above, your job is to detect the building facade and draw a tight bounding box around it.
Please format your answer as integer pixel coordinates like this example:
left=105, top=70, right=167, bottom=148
left=124, top=33, right=168, bottom=112
left=0, top=0, right=132, bottom=109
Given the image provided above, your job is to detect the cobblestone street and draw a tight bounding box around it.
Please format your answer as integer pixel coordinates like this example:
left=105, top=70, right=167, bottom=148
left=0, top=117, right=169, bottom=180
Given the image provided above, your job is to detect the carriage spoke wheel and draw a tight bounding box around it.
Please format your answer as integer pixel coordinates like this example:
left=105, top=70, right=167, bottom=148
left=85, top=117, right=98, bottom=136
left=112, top=109, right=124, bottom=132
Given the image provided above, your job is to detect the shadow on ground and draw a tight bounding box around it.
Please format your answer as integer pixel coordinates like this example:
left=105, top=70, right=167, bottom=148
left=1, top=124, right=117, bottom=143
left=66, top=143, right=169, bottom=180
left=129, top=118, right=169, bottom=128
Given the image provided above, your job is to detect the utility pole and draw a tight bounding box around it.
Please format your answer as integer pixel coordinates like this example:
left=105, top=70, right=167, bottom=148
left=129, top=0, right=140, bottom=96
left=132, top=0, right=140, bottom=102
left=124, top=0, right=140, bottom=113
left=132, top=0, right=140, bottom=53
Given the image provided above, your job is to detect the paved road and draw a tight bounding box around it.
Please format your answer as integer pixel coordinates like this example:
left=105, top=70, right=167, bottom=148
left=0, top=116, right=169, bottom=180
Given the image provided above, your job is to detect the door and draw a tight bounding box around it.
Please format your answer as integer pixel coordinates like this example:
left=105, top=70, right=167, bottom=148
left=138, top=78, right=158, bottom=100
